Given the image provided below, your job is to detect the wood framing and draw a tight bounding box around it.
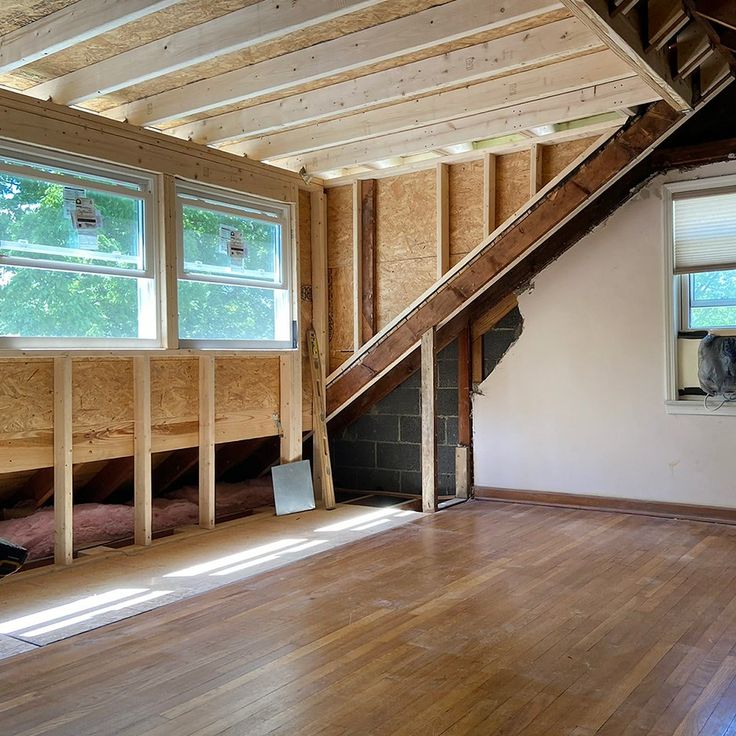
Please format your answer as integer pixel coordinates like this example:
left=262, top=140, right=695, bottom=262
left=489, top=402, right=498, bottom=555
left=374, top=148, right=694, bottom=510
left=436, top=164, right=450, bottom=278
left=279, top=354, right=303, bottom=464
left=325, top=99, right=703, bottom=419
left=360, top=180, right=377, bottom=344
left=198, top=356, right=215, bottom=530
left=530, top=144, right=545, bottom=197
left=456, top=325, right=472, bottom=499
left=421, top=328, right=438, bottom=514
left=483, top=153, right=497, bottom=237
left=53, top=357, right=73, bottom=566
left=133, top=356, right=152, bottom=546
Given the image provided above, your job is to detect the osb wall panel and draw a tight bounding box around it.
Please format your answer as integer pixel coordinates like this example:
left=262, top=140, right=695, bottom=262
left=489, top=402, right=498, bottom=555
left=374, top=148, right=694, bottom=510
left=375, top=169, right=436, bottom=330
left=0, top=1, right=75, bottom=34
left=496, top=152, right=531, bottom=225
left=0, top=360, right=53, bottom=472
left=73, top=358, right=134, bottom=463
left=299, top=188, right=314, bottom=428
left=326, top=185, right=354, bottom=373
left=449, top=160, right=485, bottom=269
left=215, top=356, right=280, bottom=443
left=151, top=358, right=199, bottom=452
left=542, top=136, right=598, bottom=187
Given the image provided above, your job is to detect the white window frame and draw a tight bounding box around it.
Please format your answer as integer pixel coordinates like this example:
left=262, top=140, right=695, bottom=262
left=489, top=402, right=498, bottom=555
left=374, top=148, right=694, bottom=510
left=174, top=180, right=296, bottom=350
left=0, top=141, right=160, bottom=349
left=663, top=174, right=736, bottom=415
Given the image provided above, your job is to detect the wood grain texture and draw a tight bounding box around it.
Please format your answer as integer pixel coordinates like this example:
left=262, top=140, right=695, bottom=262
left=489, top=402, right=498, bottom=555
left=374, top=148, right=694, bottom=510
left=542, top=136, right=599, bottom=186
left=449, top=159, right=485, bottom=268
left=496, top=151, right=532, bottom=224
left=327, top=185, right=354, bottom=373
left=376, top=169, right=436, bottom=329
left=4, top=502, right=736, bottom=734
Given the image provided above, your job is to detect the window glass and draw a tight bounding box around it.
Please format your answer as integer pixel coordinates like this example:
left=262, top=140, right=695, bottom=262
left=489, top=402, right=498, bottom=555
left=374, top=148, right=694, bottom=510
left=688, top=268, right=736, bottom=329
left=0, top=146, right=157, bottom=346
left=176, top=183, right=292, bottom=348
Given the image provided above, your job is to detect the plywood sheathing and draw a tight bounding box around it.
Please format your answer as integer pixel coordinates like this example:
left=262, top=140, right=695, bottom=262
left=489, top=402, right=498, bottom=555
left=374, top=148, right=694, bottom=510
left=0, top=1, right=76, bottom=35
left=326, top=185, right=354, bottom=373
left=542, top=136, right=599, bottom=187
left=449, top=160, right=485, bottom=268
left=73, top=358, right=134, bottom=463
left=158, top=9, right=574, bottom=132
left=496, top=151, right=532, bottom=225
left=0, top=0, right=260, bottom=91
left=375, top=169, right=436, bottom=330
left=151, top=358, right=199, bottom=453
left=298, top=188, right=314, bottom=428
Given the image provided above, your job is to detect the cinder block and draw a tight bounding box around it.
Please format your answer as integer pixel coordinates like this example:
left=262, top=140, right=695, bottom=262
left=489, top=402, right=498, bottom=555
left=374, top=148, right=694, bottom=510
left=439, top=473, right=456, bottom=494
left=400, top=415, right=421, bottom=443
left=345, top=414, right=400, bottom=442
left=436, top=388, right=458, bottom=417
left=438, top=340, right=458, bottom=361
left=377, top=442, right=420, bottom=471
left=333, top=440, right=376, bottom=468
left=375, top=387, right=420, bottom=416
left=359, top=468, right=401, bottom=492
left=445, top=418, right=459, bottom=446
left=438, top=445, right=456, bottom=475
left=400, top=471, right=422, bottom=493
left=435, top=417, right=446, bottom=445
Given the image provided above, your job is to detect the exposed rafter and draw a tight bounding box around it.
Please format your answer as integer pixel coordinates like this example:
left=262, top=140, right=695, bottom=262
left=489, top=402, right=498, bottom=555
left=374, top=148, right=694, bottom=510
left=0, top=0, right=182, bottom=75
left=225, top=51, right=633, bottom=161
left=559, top=0, right=694, bottom=110
left=105, top=0, right=562, bottom=126
left=26, top=0, right=386, bottom=106
left=270, top=76, right=658, bottom=174
left=166, top=17, right=603, bottom=144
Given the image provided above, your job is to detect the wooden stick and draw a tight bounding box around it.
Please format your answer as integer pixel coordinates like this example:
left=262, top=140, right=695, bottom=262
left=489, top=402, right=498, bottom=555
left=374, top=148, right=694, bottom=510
left=421, top=328, right=438, bottom=513
left=483, top=153, right=496, bottom=237
left=436, top=163, right=450, bottom=278
left=54, top=356, right=73, bottom=565
left=134, top=355, right=152, bottom=545
left=308, top=329, right=336, bottom=510
left=198, top=355, right=216, bottom=529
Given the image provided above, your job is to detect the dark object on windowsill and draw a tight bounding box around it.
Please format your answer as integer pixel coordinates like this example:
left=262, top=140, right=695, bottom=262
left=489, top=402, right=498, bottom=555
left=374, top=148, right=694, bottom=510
left=679, top=387, right=707, bottom=396
left=678, top=330, right=708, bottom=340
left=698, top=335, right=736, bottom=409
left=0, top=537, right=28, bottom=578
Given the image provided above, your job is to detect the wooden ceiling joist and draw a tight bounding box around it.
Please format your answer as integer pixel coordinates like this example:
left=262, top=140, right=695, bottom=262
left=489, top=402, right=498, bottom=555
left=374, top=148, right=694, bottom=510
left=0, top=0, right=182, bottom=76
left=26, top=0, right=386, bottom=106
left=225, top=51, right=634, bottom=162
left=168, top=17, right=603, bottom=145
left=559, top=0, right=694, bottom=110
left=272, top=76, right=658, bottom=173
left=324, top=92, right=723, bottom=418
left=106, top=0, right=562, bottom=127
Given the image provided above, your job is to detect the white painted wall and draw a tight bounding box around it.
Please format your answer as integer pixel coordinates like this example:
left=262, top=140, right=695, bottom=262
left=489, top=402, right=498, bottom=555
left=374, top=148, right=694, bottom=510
left=473, top=161, right=736, bottom=508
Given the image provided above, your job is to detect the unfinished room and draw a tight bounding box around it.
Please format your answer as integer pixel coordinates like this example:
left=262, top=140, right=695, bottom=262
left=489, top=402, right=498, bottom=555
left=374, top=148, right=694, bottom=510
left=1, top=0, right=736, bottom=733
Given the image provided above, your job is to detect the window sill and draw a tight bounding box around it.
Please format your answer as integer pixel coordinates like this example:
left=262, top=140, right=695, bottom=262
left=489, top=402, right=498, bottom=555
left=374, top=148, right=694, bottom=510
left=665, top=400, right=736, bottom=416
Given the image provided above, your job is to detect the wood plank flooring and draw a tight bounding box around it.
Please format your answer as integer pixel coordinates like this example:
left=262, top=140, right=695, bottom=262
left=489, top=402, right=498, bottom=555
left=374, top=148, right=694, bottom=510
left=2, top=500, right=736, bottom=735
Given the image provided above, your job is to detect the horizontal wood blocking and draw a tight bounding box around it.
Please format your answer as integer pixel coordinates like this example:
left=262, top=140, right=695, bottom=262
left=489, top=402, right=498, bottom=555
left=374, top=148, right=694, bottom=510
left=475, top=486, right=736, bottom=526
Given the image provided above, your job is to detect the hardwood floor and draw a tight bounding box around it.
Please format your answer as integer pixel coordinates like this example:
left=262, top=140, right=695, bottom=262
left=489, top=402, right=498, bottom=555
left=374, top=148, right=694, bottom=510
left=2, top=500, right=736, bottom=735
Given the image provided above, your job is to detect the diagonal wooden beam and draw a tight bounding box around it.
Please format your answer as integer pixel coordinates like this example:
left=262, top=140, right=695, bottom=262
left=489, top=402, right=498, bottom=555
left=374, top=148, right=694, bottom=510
left=27, top=0, right=386, bottom=106
left=695, top=0, right=736, bottom=32
left=558, top=0, right=694, bottom=110
left=105, top=0, right=561, bottom=126
left=0, top=0, right=181, bottom=75
left=325, top=94, right=724, bottom=419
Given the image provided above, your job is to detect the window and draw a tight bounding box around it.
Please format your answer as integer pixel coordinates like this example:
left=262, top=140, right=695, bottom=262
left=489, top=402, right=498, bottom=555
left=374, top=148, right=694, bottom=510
left=671, top=183, right=736, bottom=331
left=175, top=182, right=294, bottom=349
left=0, top=144, right=158, bottom=347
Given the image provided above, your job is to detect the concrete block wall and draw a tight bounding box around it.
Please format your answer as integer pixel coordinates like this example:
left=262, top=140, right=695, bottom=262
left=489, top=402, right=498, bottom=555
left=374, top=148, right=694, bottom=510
left=331, top=341, right=459, bottom=495
left=482, top=307, right=523, bottom=379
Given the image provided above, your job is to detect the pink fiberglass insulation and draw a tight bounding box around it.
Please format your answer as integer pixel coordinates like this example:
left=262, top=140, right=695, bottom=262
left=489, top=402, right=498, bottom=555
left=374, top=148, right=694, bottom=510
left=0, top=477, right=275, bottom=561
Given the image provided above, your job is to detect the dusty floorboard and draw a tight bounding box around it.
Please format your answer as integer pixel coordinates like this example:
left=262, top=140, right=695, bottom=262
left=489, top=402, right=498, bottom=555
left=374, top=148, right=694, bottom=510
left=2, top=500, right=736, bottom=735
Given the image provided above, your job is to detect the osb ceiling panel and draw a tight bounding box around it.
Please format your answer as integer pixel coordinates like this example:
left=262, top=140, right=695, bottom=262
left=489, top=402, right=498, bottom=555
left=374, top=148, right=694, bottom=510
left=0, top=0, right=259, bottom=90
left=0, top=0, right=77, bottom=35
left=78, top=0, right=456, bottom=113
left=157, top=8, right=574, bottom=132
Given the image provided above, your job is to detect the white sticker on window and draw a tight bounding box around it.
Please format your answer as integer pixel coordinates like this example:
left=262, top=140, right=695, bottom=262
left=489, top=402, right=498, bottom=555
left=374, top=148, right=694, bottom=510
left=71, top=197, right=103, bottom=251
left=219, top=225, right=246, bottom=269
left=63, top=186, right=86, bottom=215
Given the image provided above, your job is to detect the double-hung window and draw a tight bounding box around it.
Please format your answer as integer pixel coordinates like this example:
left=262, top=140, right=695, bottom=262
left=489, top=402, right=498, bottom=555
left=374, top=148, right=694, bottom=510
left=0, top=144, right=158, bottom=347
left=669, top=180, right=736, bottom=332
left=175, top=182, right=294, bottom=349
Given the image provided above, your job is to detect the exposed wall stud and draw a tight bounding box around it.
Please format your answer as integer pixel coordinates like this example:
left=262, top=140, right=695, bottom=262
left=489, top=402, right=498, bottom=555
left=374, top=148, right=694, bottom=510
left=53, top=356, right=73, bottom=565
left=352, top=180, right=362, bottom=351
left=421, top=327, right=438, bottom=513
left=360, top=179, right=377, bottom=343
left=436, top=162, right=450, bottom=278
left=483, top=153, right=497, bottom=237
left=530, top=143, right=544, bottom=197
left=280, top=353, right=303, bottom=464
left=134, top=355, right=152, bottom=545
left=198, top=355, right=216, bottom=530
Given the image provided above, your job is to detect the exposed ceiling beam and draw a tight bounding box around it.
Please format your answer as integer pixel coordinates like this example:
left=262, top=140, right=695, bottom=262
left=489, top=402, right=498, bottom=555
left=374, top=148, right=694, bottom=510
left=26, top=0, right=386, bottom=106
left=105, top=0, right=563, bottom=126
left=168, top=17, right=603, bottom=145
left=225, top=51, right=631, bottom=160
left=558, top=0, right=694, bottom=110
left=695, top=0, right=736, bottom=32
left=268, top=76, right=658, bottom=173
left=0, top=0, right=182, bottom=75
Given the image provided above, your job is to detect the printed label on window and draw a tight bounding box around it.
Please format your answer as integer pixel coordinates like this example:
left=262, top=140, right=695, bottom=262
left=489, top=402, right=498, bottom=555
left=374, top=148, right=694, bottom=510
left=219, top=225, right=246, bottom=269
left=71, top=197, right=103, bottom=250
left=63, top=186, right=86, bottom=215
